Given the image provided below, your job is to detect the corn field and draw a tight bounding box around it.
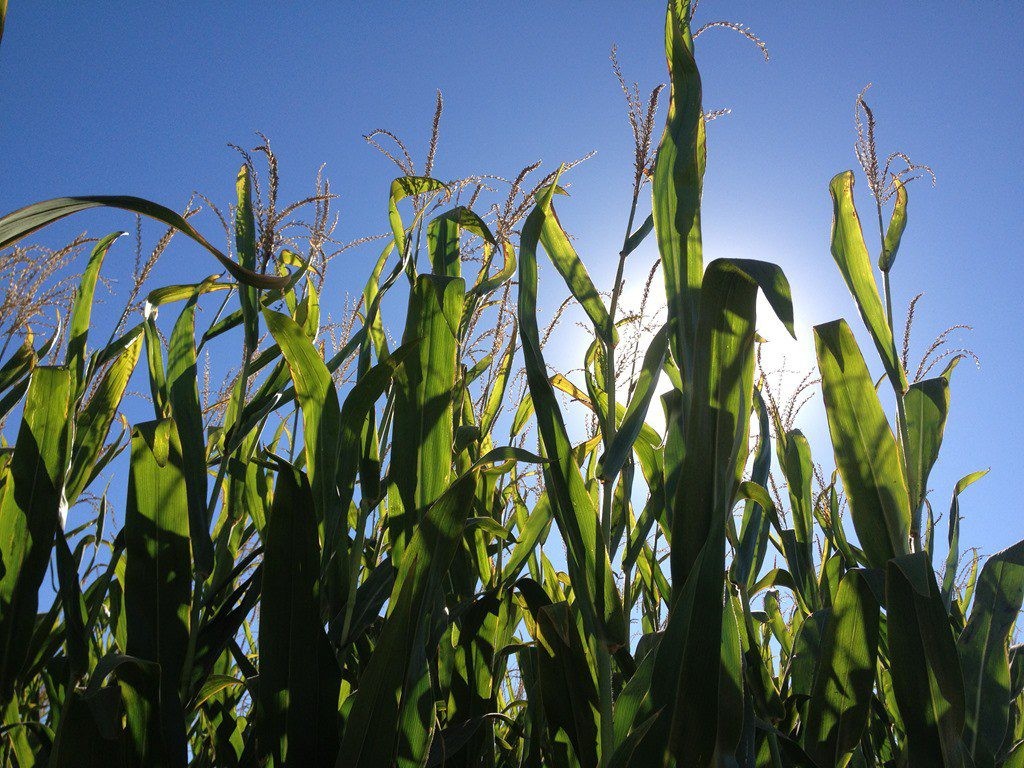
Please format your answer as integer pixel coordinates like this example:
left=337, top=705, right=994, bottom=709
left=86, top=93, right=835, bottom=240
left=0, top=2, right=1021, bottom=767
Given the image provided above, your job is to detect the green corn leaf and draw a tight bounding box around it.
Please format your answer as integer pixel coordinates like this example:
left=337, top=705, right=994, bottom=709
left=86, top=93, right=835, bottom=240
left=905, top=366, right=954, bottom=521
left=389, top=176, right=448, bottom=257
left=330, top=557, right=393, bottom=649
left=886, top=552, right=968, bottom=767
left=142, top=315, right=169, bottom=418
left=469, top=239, right=517, bottom=298
left=336, top=341, right=417, bottom=515
left=65, top=334, right=142, bottom=505
left=168, top=294, right=214, bottom=578
left=0, top=366, right=72, bottom=712
left=65, top=232, right=124, bottom=400
left=91, top=321, right=144, bottom=370
left=474, top=445, right=548, bottom=468
left=958, top=539, right=1024, bottom=764
left=0, top=195, right=293, bottom=289
left=188, top=569, right=261, bottom=699
left=941, top=470, right=988, bottom=608
left=828, top=171, right=907, bottom=392
left=550, top=373, right=663, bottom=452
left=789, top=607, right=827, bottom=704
left=263, top=308, right=344, bottom=567
left=144, top=275, right=230, bottom=310
left=54, top=528, right=91, bottom=681
left=501, top=490, right=552, bottom=588
left=389, top=274, right=464, bottom=563
left=879, top=179, right=908, bottom=272
left=0, top=388, right=25, bottom=431
left=0, top=333, right=36, bottom=399
left=257, top=459, right=341, bottom=767
left=734, top=590, right=784, bottom=723
left=781, top=430, right=814, bottom=549
left=716, top=592, right=745, bottom=764
left=360, top=242, right=397, bottom=362
left=235, top=165, right=260, bottom=354
left=599, top=322, right=669, bottom=482
left=536, top=184, right=617, bottom=345
left=47, top=686, right=123, bottom=767
left=479, top=321, right=517, bottom=439
left=518, top=188, right=626, bottom=649
left=671, top=258, right=793, bottom=595
left=338, top=471, right=479, bottom=768
left=427, top=205, right=495, bottom=278
left=641, top=257, right=793, bottom=767
left=86, top=653, right=165, bottom=768
left=623, top=213, right=654, bottom=258
left=198, top=291, right=282, bottom=348
left=612, top=634, right=657, bottom=751
left=193, top=674, right=246, bottom=710
left=295, top=274, right=321, bottom=341
left=732, top=389, right=774, bottom=588
left=515, top=578, right=600, bottom=767
left=653, top=0, right=705, bottom=381
left=124, top=418, right=192, bottom=765
left=779, top=528, right=818, bottom=614
left=802, top=569, right=880, bottom=768
left=814, top=319, right=910, bottom=568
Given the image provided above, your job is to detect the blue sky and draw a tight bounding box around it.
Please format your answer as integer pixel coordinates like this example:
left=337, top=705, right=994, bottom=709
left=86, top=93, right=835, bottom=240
left=2, top=3, right=1022, bottom=562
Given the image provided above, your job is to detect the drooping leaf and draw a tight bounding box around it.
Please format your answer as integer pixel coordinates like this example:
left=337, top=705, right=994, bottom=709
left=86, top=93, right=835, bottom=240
left=388, top=176, right=448, bottom=257
left=0, top=195, right=293, bottom=289
left=827, top=171, right=907, bottom=392
left=427, top=205, right=495, bottom=279
left=47, top=685, right=123, bottom=767
left=536, top=187, right=616, bottom=345
left=879, top=179, right=908, bottom=272
left=633, top=257, right=792, bottom=767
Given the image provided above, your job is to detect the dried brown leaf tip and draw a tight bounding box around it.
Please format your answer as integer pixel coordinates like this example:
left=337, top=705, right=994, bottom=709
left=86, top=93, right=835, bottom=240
left=854, top=84, right=936, bottom=203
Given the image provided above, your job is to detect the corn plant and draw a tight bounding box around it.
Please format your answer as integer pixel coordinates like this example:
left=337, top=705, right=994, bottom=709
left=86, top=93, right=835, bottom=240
left=0, top=2, right=1022, bottom=767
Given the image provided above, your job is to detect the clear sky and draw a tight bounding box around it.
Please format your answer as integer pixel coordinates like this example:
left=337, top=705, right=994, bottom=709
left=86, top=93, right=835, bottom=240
left=2, top=3, right=1022, bottom=563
